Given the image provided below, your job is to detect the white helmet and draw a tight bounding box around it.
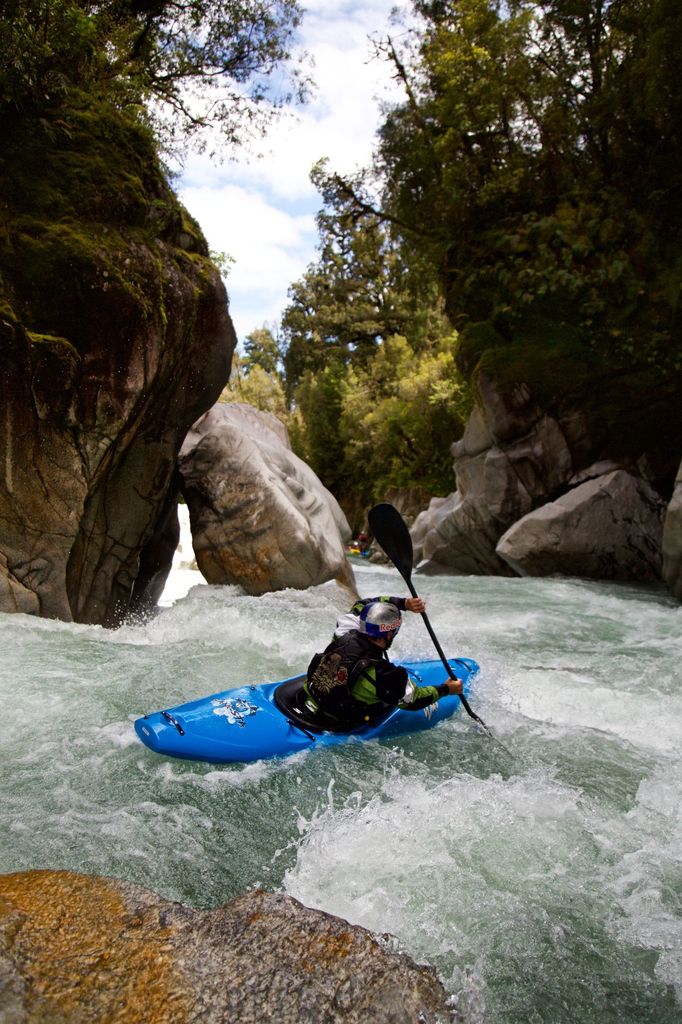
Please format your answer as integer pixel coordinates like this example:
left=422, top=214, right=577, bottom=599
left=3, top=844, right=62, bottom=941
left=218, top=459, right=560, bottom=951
left=359, top=602, right=402, bottom=640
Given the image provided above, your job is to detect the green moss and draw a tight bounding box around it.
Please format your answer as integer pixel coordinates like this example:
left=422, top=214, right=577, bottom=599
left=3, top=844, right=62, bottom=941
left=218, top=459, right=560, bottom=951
left=174, top=249, right=217, bottom=284
left=0, top=84, right=228, bottom=362
left=8, top=219, right=155, bottom=344
left=0, top=91, right=215, bottom=311
left=1, top=96, right=168, bottom=231
left=26, top=331, right=79, bottom=358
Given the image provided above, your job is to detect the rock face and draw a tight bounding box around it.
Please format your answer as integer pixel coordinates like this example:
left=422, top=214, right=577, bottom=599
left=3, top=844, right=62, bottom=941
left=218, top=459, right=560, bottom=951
left=413, top=373, right=574, bottom=575
left=496, top=470, right=664, bottom=580
left=662, top=460, right=682, bottom=600
left=411, top=490, right=516, bottom=576
left=179, top=404, right=357, bottom=597
left=0, top=870, right=453, bottom=1024
left=412, top=369, right=674, bottom=586
left=0, top=104, right=234, bottom=625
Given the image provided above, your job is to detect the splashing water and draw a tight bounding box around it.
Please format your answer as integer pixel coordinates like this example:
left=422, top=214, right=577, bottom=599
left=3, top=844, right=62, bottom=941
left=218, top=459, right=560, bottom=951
left=1, top=558, right=680, bottom=1023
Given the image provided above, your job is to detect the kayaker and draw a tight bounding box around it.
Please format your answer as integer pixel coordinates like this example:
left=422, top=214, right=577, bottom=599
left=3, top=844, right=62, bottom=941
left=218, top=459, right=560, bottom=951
left=301, top=596, right=463, bottom=729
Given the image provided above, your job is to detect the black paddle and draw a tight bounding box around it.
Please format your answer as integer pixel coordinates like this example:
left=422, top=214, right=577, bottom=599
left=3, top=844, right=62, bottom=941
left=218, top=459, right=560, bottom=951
left=368, top=502, right=495, bottom=740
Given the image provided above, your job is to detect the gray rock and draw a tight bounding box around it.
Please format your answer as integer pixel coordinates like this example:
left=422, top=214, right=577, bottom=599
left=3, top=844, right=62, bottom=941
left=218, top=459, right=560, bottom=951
left=413, top=488, right=515, bottom=576
left=475, top=370, right=541, bottom=444
left=179, top=404, right=357, bottom=596
left=412, top=361, right=679, bottom=588
left=413, top=459, right=519, bottom=576
left=662, top=460, right=682, bottom=600
left=567, top=459, right=622, bottom=488
left=413, top=409, right=576, bottom=575
left=450, top=403, right=493, bottom=459
left=496, top=470, right=665, bottom=580
left=412, top=495, right=454, bottom=567
left=555, top=407, right=594, bottom=471
left=0, top=869, right=455, bottom=1024
left=127, top=483, right=182, bottom=618
left=413, top=354, right=678, bottom=587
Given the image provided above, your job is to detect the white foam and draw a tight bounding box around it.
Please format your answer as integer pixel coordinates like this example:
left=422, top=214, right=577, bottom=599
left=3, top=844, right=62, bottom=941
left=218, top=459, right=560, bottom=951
left=2, top=569, right=681, bottom=1016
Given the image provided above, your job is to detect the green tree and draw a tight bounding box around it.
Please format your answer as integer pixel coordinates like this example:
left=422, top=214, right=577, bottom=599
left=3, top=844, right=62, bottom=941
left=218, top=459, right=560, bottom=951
left=340, top=332, right=469, bottom=503
left=242, top=325, right=283, bottom=378
left=292, top=360, right=348, bottom=495
left=0, top=0, right=306, bottom=152
left=286, top=330, right=470, bottom=520
left=281, top=174, right=400, bottom=397
left=219, top=351, right=288, bottom=421
left=367, top=0, right=682, bottom=369
left=279, top=156, right=474, bottom=509
left=282, top=160, right=451, bottom=399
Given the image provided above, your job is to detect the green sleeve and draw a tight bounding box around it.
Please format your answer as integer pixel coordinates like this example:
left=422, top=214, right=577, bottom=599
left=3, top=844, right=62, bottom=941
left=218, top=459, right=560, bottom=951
left=352, top=669, right=443, bottom=712
left=398, top=684, right=440, bottom=712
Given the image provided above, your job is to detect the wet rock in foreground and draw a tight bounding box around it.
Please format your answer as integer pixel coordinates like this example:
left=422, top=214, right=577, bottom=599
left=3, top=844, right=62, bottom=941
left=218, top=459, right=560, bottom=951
left=0, top=870, right=455, bottom=1024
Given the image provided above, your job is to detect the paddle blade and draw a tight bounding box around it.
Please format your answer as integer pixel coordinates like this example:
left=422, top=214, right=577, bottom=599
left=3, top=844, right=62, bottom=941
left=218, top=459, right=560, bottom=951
left=368, top=503, right=414, bottom=583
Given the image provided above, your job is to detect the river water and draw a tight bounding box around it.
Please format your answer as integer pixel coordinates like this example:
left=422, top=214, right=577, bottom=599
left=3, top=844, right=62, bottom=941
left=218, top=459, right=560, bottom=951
left=2, top=554, right=680, bottom=1023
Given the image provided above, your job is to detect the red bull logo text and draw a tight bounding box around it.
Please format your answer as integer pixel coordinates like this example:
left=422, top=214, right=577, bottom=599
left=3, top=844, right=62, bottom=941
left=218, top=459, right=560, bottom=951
left=379, top=618, right=401, bottom=632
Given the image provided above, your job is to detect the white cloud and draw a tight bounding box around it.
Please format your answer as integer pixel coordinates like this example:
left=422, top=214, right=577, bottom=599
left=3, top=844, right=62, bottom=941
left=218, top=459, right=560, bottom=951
left=177, top=1, right=408, bottom=344
left=180, top=183, right=317, bottom=340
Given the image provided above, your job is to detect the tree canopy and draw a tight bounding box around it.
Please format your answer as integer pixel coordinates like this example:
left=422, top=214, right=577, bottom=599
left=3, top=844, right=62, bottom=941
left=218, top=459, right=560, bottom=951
left=0, top=0, right=306, bottom=151
left=261, top=0, right=681, bottom=519
left=277, top=162, right=471, bottom=519
left=368, top=0, right=682, bottom=372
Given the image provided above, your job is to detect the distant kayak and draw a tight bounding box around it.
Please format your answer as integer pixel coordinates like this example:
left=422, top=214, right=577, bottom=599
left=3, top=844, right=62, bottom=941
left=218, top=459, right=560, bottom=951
left=134, top=656, right=480, bottom=764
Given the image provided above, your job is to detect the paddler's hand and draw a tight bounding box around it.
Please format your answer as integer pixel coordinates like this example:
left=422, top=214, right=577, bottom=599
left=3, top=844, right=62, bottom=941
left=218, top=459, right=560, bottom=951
left=444, top=677, right=463, bottom=696
left=404, top=596, right=425, bottom=614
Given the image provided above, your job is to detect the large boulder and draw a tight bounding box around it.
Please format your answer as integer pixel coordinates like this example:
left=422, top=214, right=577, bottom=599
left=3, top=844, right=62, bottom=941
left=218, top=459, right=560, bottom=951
left=496, top=470, right=665, bottom=580
left=412, top=487, right=516, bottom=576
left=413, top=379, right=576, bottom=575
left=179, top=404, right=357, bottom=596
left=0, top=101, right=234, bottom=626
left=662, top=460, right=682, bottom=600
left=412, top=366, right=671, bottom=583
left=0, top=870, right=454, bottom=1024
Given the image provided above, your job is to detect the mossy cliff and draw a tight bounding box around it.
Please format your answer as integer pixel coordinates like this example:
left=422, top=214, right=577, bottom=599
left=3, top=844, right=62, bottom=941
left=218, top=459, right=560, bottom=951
left=0, top=94, right=235, bottom=625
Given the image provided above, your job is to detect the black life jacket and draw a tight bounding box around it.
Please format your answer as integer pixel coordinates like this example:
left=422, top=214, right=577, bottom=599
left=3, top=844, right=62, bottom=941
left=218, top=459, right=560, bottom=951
left=306, top=631, right=385, bottom=721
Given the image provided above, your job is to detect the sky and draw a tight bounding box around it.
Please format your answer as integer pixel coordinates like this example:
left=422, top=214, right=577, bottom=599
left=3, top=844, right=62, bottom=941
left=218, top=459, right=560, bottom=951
left=176, top=1, right=409, bottom=346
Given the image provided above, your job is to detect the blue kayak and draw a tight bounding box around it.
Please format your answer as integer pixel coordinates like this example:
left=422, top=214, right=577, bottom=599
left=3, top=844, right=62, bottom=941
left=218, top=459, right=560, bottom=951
left=134, top=657, right=479, bottom=764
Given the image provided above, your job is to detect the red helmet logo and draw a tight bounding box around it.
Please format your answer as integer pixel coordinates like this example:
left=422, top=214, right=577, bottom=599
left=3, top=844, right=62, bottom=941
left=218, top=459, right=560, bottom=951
left=379, top=619, right=401, bottom=632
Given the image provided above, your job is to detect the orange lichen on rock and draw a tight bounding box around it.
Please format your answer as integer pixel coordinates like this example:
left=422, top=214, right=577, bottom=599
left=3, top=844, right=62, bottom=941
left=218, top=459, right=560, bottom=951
left=0, top=870, right=189, bottom=1023
left=0, top=871, right=453, bottom=1024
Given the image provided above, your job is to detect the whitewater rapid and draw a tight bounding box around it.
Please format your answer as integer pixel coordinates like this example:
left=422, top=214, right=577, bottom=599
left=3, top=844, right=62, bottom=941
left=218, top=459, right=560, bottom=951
left=2, top=556, right=680, bottom=1022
